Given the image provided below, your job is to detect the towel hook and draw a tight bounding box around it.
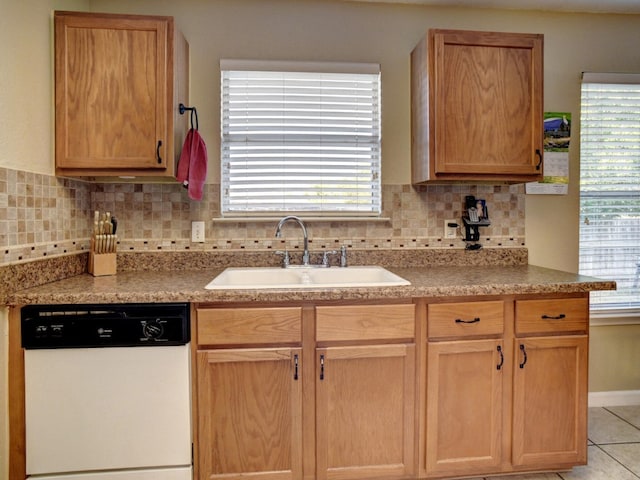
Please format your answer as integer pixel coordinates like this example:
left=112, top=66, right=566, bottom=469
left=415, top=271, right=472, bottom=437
left=179, top=103, right=199, bottom=131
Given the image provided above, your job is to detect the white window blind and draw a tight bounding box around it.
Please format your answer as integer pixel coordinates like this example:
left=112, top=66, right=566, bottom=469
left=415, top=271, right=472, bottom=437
left=220, top=60, right=381, bottom=216
left=579, top=73, right=640, bottom=313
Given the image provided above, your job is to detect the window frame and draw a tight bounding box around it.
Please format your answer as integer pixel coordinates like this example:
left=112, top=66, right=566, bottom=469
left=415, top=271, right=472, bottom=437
left=579, top=72, right=640, bottom=317
left=219, top=59, right=382, bottom=218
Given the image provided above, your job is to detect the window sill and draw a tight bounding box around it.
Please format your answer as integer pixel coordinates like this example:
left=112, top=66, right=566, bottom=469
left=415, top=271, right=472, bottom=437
left=212, top=216, right=391, bottom=223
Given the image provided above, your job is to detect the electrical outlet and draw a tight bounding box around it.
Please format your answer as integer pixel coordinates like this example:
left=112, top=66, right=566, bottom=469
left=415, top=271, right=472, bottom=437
left=444, top=219, right=457, bottom=239
left=191, top=221, right=205, bottom=243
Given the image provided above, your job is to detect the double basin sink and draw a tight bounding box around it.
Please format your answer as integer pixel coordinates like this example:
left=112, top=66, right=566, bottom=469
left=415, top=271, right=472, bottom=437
left=205, top=266, right=410, bottom=290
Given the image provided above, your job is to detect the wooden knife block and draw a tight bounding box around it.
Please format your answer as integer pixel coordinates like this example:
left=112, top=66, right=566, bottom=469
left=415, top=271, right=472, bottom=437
left=89, top=252, right=116, bottom=276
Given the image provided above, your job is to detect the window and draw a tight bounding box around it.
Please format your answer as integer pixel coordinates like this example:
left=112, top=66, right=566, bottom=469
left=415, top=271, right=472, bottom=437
left=220, top=60, right=381, bottom=216
left=579, top=73, right=640, bottom=314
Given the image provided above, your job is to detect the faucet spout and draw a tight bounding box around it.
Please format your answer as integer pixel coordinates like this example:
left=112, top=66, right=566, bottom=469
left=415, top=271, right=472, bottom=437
left=275, top=216, right=310, bottom=266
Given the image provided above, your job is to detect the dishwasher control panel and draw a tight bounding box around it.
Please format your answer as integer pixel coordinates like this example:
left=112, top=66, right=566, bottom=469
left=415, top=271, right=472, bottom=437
left=21, top=303, right=190, bottom=349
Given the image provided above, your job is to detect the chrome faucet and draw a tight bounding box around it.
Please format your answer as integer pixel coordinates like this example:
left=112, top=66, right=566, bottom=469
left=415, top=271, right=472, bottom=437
left=274, top=216, right=310, bottom=266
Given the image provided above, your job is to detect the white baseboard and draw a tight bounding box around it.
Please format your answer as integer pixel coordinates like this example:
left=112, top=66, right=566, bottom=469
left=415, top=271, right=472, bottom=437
left=589, top=390, right=640, bottom=407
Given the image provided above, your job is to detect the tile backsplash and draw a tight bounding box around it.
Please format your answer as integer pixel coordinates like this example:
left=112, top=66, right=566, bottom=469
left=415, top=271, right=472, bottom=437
left=0, top=166, right=525, bottom=266
left=0, top=168, right=92, bottom=264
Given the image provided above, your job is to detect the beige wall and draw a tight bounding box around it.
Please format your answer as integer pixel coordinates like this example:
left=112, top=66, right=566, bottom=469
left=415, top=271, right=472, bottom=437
left=0, top=4, right=638, bottom=475
left=3, top=0, right=640, bottom=270
left=0, top=0, right=88, bottom=175
left=0, top=0, right=53, bottom=174
left=590, top=324, right=640, bottom=392
left=0, top=11, right=638, bottom=470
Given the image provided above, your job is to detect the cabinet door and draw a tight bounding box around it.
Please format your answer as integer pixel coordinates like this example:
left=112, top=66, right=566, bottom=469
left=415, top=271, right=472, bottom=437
left=316, top=344, right=415, bottom=480
left=197, top=348, right=303, bottom=480
left=425, top=339, right=504, bottom=477
left=55, top=13, right=169, bottom=171
left=433, top=29, right=543, bottom=178
left=512, top=336, right=588, bottom=469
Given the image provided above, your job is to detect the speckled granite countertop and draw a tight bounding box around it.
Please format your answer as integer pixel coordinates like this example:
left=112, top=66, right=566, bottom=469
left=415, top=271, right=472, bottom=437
left=7, top=263, right=615, bottom=305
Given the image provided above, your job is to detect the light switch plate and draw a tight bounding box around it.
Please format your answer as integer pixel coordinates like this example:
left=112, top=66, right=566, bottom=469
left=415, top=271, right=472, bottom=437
left=192, top=221, right=205, bottom=243
left=444, top=219, right=457, bottom=239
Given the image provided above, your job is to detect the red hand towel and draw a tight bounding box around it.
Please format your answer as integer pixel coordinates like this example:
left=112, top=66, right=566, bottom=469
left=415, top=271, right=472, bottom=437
left=176, top=129, right=193, bottom=185
left=176, top=128, right=208, bottom=201
left=188, top=129, right=208, bottom=201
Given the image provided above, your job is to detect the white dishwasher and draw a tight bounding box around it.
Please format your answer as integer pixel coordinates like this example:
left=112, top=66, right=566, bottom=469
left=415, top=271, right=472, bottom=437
left=21, top=303, right=192, bottom=480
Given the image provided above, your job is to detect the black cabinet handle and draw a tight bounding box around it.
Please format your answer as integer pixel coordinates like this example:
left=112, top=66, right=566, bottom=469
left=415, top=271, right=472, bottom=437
left=535, top=149, right=543, bottom=170
left=455, top=317, right=480, bottom=324
left=293, top=354, right=299, bottom=381
left=156, top=140, right=163, bottom=164
left=519, top=344, right=528, bottom=369
left=319, top=354, right=325, bottom=381
left=496, top=345, right=504, bottom=371
left=541, top=313, right=566, bottom=320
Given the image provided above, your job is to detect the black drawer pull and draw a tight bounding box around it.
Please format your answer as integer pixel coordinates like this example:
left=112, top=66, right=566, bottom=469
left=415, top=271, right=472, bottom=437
left=455, top=317, right=480, bottom=324
left=541, top=313, right=566, bottom=320
left=519, top=344, right=528, bottom=369
left=293, top=354, right=299, bottom=381
left=496, top=345, right=504, bottom=371
left=156, top=140, right=163, bottom=164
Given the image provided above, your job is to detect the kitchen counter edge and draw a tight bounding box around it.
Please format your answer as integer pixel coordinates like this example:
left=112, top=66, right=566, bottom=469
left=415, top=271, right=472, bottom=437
left=6, top=264, right=616, bottom=306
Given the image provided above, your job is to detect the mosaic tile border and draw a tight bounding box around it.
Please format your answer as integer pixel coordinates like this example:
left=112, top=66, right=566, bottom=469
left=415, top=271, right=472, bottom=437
left=2, top=235, right=525, bottom=266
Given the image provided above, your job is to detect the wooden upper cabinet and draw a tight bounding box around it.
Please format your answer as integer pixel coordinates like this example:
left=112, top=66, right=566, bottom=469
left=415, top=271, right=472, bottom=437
left=411, top=29, right=544, bottom=183
left=54, top=11, right=189, bottom=177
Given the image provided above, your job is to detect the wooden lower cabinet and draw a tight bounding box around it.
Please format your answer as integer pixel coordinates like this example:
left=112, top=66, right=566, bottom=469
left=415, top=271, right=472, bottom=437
left=512, top=297, right=590, bottom=470
left=195, top=306, right=304, bottom=480
left=316, top=344, right=415, bottom=480
left=424, top=295, right=589, bottom=479
left=197, top=347, right=303, bottom=480
left=512, top=335, right=589, bottom=469
left=195, top=303, right=416, bottom=480
left=195, top=296, right=589, bottom=480
left=425, top=339, right=504, bottom=477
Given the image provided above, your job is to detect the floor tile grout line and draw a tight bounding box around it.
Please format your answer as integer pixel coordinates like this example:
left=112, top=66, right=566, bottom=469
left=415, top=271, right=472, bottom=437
left=603, top=406, right=640, bottom=432
left=591, top=443, right=640, bottom=479
left=594, top=441, right=640, bottom=446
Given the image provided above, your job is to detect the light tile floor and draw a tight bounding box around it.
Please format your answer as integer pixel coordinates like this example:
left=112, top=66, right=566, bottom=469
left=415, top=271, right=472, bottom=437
left=468, top=406, right=640, bottom=480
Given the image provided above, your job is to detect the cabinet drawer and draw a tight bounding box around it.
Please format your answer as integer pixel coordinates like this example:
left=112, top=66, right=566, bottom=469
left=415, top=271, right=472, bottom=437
left=316, top=304, right=415, bottom=342
left=197, top=307, right=302, bottom=346
left=516, top=298, right=588, bottom=336
left=428, top=301, right=504, bottom=339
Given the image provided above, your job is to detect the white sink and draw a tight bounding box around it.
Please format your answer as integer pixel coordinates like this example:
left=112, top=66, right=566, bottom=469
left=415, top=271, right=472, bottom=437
left=205, top=266, right=410, bottom=290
